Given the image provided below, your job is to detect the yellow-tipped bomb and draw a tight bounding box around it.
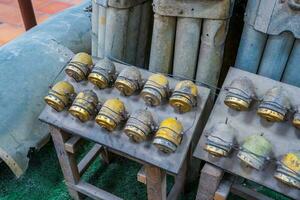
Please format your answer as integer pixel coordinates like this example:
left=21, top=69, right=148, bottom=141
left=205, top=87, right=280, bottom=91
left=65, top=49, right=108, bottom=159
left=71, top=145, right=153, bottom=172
left=169, top=80, right=198, bottom=113
left=224, top=77, right=255, bottom=111
left=69, top=90, right=99, bottom=122
left=153, top=117, right=183, bottom=153
left=44, top=81, right=75, bottom=112
left=95, top=98, right=127, bottom=131
left=292, top=105, right=300, bottom=129
left=65, top=52, right=93, bottom=82
left=257, top=87, right=290, bottom=122
left=141, top=74, right=169, bottom=106
left=88, top=57, right=116, bottom=89
left=124, top=109, right=155, bottom=142
left=114, top=67, right=142, bottom=96
left=274, top=151, right=300, bottom=189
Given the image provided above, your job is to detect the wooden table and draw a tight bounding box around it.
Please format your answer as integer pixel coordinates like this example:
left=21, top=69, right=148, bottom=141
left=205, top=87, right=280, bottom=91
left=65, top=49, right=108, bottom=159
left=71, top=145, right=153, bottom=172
left=39, top=62, right=211, bottom=200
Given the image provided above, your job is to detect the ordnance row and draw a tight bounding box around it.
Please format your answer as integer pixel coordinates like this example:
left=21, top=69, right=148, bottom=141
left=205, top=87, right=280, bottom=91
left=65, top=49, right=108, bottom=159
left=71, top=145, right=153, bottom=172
left=44, top=87, right=184, bottom=153
left=62, top=52, right=198, bottom=113
left=224, top=76, right=300, bottom=129
left=204, top=122, right=300, bottom=189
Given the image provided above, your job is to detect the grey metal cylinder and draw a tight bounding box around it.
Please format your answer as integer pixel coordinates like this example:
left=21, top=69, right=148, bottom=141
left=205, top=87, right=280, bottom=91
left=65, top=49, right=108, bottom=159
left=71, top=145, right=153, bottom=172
left=136, top=1, right=153, bottom=68
left=91, top=0, right=99, bottom=56
left=97, top=5, right=107, bottom=59
left=282, top=39, right=300, bottom=87
left=105, top=7, right=129, bottom=60
left=196, top=19, right=228, bottom=87
left=258, top=32, right=295, bottom=80
left=235, top=0, right=268, bottom=73
left=125, top=4, right=142, bottom=65
left=235, top=24, right=268, bottom=73
left=149, top=14, right=176, bottom=73
left=173, top=17, right=202, bottom=79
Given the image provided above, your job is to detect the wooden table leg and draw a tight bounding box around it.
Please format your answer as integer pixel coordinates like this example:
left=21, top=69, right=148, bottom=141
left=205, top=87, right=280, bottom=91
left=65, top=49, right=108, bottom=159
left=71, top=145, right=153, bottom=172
left=167, top=158, right=187, bottom=200
left=196, top=163, right=224, bottom=200
left=145, top=165, right=167, bottom=200
left=50, top=126, right=83, bottom=200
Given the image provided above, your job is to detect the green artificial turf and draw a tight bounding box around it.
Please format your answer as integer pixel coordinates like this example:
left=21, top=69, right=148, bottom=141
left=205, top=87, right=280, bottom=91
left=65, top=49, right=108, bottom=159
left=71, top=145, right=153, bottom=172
left=0, top=141, right=292, bottom=200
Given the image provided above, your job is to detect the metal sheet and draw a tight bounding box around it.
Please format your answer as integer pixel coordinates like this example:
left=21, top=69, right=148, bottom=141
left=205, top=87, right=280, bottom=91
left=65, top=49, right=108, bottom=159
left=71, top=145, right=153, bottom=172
left=0, top=1, right=91, bottom=177
left=96, top=0, right=147, bottom=9
left=193, top=68, right=300, bottom=199
left=39, top=62, right=211, bottom=175
left=153, top=0, right=232, bottom=19
left=254, top=0, right=300, bottom=39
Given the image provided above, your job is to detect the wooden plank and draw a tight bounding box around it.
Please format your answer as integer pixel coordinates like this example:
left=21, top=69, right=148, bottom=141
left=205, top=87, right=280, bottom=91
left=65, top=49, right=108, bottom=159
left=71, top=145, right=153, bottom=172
left=145, top=165, right=167, bottom=200
left=65, top=136, right=81, bottom=154
left=167, top=158, right=187, bottom=200
left=67, top=181, right=123, bottom=200
left=78, top=144, right=103, bottom=176
left=137, top=166, right=147, bottom=184
left=50, top=126, right=82, bottom=200
left=214, top=176, right=233, bottom=200
left=196, top=163, right=224, bottom=200
left=231, top=184, right=273, bottom=200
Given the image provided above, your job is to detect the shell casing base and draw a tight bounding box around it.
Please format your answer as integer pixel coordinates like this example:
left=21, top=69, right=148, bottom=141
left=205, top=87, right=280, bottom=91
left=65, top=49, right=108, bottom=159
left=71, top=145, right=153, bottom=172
left=115, top=79, right=138, bottom=96
left=65, top=63, right=89, bottom=82
left=88, top=73, right=109, bottom=89
left=153, top=138, right=177, bottom=153
left=44, top=94, right=66, bottom=112
left=237, top=151, right=266, bottom=170
left=141, top=88, right=163, bottom=106
left=204, top=144, right=230, bottom=157
left=274, top=171, right=300, bottom=189
left=224, top=96, right=250, bottom=111
left=169, top=94, right=195, bottom=113
left=257, top=108, right=285, bottom=122
left=292, top=118, right=300, bottom=129
left=69, top=105, right=91, bottom=122
left=274, top=152, right=300, bottom=188
left=124, top=126, right=147, bottom=143
left=95, top=115, right=117, bottom=132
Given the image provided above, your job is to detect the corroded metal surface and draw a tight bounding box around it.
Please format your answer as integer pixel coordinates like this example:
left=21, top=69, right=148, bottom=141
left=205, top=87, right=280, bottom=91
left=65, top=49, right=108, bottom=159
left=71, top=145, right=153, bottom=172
left=153, top=0, right=233, bottom=19
left=0, top=1, right=91, bottom=177
left=39, top=62, right=210, bottom=174
left=194, top=68, right=300, bottom=199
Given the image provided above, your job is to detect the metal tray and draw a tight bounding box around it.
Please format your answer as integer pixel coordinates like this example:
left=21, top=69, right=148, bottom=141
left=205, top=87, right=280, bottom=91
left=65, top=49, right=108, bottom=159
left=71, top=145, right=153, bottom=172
left=39, top=62, right=211, bottom=175
left=193, top=67, right=300, bottom=199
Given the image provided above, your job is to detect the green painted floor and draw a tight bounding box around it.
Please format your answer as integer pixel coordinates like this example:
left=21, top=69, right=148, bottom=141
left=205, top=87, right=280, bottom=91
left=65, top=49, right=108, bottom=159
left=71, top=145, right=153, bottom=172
left=0, top=141, right=292, bottom=200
